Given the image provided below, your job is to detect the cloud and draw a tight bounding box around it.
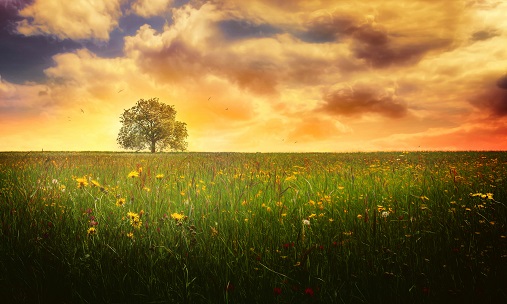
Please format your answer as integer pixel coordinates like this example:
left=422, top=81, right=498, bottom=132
left=318, top=81, right=407, bottom=118
left=497, top=75, right=507, bottom=89
left=130, top=0, right=173, bottom=18
left=16, top=0, right=122, bottom=41
left=468, top=75, right=507, bottom=117
left=300, top=6, right=454, bottom=68
left=470, top=29, right=499, bottom=42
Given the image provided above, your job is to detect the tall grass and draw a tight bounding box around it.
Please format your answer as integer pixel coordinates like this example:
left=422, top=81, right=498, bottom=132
left=1, top=151, right=506, bottom=303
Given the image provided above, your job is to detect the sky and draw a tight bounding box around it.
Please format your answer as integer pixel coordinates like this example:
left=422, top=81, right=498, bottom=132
left=1, top=0, right=507, bottom=152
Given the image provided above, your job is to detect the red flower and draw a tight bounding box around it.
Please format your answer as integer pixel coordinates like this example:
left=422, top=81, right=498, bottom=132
left=305, top=287, right=314, bottom=297
left=273, top=287, right=282, bottom=296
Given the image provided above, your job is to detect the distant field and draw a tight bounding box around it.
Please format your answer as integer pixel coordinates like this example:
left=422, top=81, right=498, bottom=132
left=1, top=151, right=506, bottom=303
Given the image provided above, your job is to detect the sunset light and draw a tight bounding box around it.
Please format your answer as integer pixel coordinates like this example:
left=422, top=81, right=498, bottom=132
left=1, top=0, right=507, bottom=152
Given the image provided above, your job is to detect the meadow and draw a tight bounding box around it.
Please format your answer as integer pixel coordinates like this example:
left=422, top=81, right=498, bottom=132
left=0, top=151, right=506, bottom=303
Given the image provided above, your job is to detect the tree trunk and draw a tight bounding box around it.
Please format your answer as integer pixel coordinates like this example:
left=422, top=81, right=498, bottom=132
left=150, top=141, right=156, bottom=153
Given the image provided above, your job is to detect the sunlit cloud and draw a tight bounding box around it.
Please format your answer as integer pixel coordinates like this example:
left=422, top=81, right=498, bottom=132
left=16, top=0, right=122, bottom=41
left=1, top=0, right=507, bottom=151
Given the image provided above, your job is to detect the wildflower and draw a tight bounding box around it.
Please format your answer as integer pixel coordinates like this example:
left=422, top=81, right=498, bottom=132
left=273, top=287, right=282, bottom=296
left=328, top=218, right=334, bottom=222
left=51, top=179, right=58, bottom=184
left=308, top=213, right=317, bottom=219
left=127, top=211, right=141, bottom=228
left=91, top=180, right=101, bottom=187
left=211, top=227, right=218, bottom=237
left=128, top=171, right=139, bottom=178
left=75, top=177, right=88, bottom=188
left=126, top=232, right=134, bottom=239
left=302, top=219, right=311, bottom=226
left=285, top=175, right=296, bottom=181
left=143, top=186, right=150, bottom=192
left=171, top=212, right=185, bottom=221
left=59, top=184, right=66, bottom=192
left=381, top=211, right=389, bottom=218
left=156, top=173, right=164, bottom=179
left=357, top=214, right=363, bottom=219
left=116, top=198, right=126, bottom=207
left=305, top=287, right=314, bottom=297
left=131, top=217, right=142, bottom=229
left=266, top=207, right=272, bottom=212
left=87, top=227, right=96, bottom=236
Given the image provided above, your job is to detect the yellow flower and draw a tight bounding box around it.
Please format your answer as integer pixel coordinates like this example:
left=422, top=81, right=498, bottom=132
left=285, top=175, right=296, bottom=181
left=126, top=232, right=134, bottom=239
left=127, top=211, right=139, bottom=221
left=211, top=227, right=218, bottom=237
left=75, top=177, right=88, bottom=188
left=156, top=174, right=164, bottom=179
left=87, top=227, right=96, bottom=236
left=131, top=218, right=142, bottom=229
left=266, top=207, right=272, bottom=212
left=116, top=198, right=126, bottom=207
left=128, top=171, right=139, bottom=178
left=91, top=180, right=101, bottom=187
left=143, top=186, right=150, bottom=192
left=357, top=214, right=363, bottom=219
left=171, top=212, right=185, bottom=221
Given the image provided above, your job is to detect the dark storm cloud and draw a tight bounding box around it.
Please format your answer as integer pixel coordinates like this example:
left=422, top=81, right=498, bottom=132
left=298, top=14, right=355, bottom=43
left=319, top=85, right=407, bottom=118
left=350, top=24, right=452, bottom=68
left=299, top=12, right=452, bottom=67
left=497, top=74, right=507, bottom=89
left=470, top=29, right=499, bottom=41
left=470, top=75, right=507, bottom=117
left=0, top=2, right=80, bottom=83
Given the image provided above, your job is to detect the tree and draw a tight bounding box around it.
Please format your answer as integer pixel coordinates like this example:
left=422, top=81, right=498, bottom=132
left=117, top=98, right=188, bottom=153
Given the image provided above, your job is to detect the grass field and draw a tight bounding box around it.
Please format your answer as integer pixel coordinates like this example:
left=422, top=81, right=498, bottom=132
left=1, top=151, right=506, bottom=303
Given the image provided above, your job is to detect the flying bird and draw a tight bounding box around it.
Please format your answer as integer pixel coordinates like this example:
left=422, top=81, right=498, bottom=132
left=118, top=89, right=124, bottom=93
left=208, top=96, right=211, bottom=101
left=80, top=109, right=84, bottom=114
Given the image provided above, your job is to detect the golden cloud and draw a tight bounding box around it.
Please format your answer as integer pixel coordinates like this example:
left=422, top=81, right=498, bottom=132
left=16, top=0, right=122, bottom=41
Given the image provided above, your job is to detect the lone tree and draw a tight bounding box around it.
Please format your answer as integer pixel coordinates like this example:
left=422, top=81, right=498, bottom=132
left=117, top=98, right=188, bottom=153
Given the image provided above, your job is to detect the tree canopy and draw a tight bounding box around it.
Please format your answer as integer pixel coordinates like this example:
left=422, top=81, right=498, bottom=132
left=117, top=98, right=188, bottom=153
